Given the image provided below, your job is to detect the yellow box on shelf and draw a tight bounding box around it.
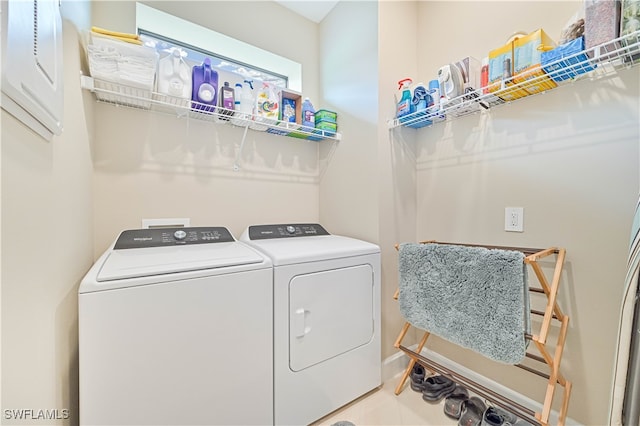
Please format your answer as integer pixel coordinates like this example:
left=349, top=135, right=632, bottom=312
left=513, top=29, right=558, bottom=95
left=487, top=29, right=557, bottom=100
left=487, top=39, right=529, bottom=101
left=513, top=65, right=557, bottom=95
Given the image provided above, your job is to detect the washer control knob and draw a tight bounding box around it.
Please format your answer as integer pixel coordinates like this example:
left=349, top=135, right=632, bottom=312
left=286, top=226, right=296, bottom=234
left=174, top=230, right=187, bottom=240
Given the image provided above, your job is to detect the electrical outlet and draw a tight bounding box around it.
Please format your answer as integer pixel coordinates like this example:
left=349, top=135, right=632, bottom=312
left=505, top=207, right=524, bottom=232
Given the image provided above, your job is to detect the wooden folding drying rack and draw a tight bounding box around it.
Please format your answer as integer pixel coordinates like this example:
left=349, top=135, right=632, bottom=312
left=393, top=241, right=571, bottom=426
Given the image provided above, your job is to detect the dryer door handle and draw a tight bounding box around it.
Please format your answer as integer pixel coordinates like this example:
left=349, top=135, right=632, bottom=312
left=293, top=308, right=310, bottom=338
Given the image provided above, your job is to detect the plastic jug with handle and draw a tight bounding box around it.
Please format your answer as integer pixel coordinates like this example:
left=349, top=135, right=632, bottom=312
left=191, top=57, right=218, bottom=113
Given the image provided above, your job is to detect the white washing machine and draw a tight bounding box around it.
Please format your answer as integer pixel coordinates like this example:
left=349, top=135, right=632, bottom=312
left=78, top=227, right=273, bottom=426
left=240, top=223, right=381, bottom=426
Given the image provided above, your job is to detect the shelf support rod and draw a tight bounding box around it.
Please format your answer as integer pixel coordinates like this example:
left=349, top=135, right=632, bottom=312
left=233, top=123, right=250, bottom=172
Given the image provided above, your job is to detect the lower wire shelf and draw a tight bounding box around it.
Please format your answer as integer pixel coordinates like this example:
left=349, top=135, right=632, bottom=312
left=80, top=75, right=341, bottom=142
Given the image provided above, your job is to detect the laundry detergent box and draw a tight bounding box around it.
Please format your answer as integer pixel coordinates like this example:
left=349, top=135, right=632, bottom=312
left=512, top=29, right=558, bottom=95
left=487, top=41, right=529, bottom=101
left=315, top=121, right=337, bottom=135
left=541, top=36, right=596, bottom=82
left=280, top=89, right=302, bottom=123
left=315, top=109, right=337, bottom=123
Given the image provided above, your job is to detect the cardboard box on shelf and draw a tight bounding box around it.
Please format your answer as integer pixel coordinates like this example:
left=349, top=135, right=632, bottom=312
left=513, top=29, right=556, bottom=74
left=585, top=0, right=622, bottom=59
left=280, top=89, right=302, bottom=123
left=512, top=29, right=558, bottom=95
left=487, top=41, right=529, bottom=101
left=487, top=29, right=558, bottom=99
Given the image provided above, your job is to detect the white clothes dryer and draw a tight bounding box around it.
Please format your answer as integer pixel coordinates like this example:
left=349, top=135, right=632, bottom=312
left=78, top=227, right=273, bottom=426
left=240, top=223, right=381, bottom=426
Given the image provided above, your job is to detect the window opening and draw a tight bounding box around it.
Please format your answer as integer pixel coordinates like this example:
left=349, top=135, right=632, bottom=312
left=135, top=3, right=302, bottom=92
left=139, top=29, right=288, bottom=88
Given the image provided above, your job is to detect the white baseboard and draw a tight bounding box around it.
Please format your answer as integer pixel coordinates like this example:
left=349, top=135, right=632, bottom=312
left=382, top=345, right=582, bottom=426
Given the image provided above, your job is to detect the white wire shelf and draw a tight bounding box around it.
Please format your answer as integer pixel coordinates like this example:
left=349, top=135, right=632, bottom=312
left=80, top=75, right=341, bottom=142
left=388, top=30, right=640, bottom=130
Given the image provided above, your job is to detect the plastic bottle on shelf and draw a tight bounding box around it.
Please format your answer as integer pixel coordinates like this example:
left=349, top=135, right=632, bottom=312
left=240, top=79, right=254, bottom=115
left=255, top=82, right=279, bottom=127
left=218, top=81, right=235, bottom=120
left=396, top=78, right=413, bottom=119
left=234, top=83, right=242, bottom=110
left=428, top=80, right=445, bottom=122
left=412, top=82, right=429, bottom=113
left=427, top=80, right=440, bottom=112
left=191, top=57, right=218, bottom=113
left=157, top=49, right=191, bottom=99
left=481, top=57, right=489, bottom=94
left=302, top=97, right=315, bottom=129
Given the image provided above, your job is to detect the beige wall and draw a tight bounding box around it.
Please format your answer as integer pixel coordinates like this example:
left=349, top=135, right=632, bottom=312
left=409, top=2, right=640, bottom=424
left=1, top=14, right=93, bottom=426
left=377, top=1, right=421, bottom=361
left=318, top=0, right=379, bottom=245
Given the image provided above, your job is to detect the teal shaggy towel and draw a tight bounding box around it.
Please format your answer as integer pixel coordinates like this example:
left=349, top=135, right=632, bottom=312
left=398, top=243, right=530, bottom=364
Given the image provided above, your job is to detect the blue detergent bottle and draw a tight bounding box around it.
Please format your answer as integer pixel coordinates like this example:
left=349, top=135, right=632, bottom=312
left=191, top=57, right=218, bottom=113
left=396, top=78, right=413, bottom=119
left=302, top=97, right=315, bottom=129
left=412, top=82, right=429, bottom=113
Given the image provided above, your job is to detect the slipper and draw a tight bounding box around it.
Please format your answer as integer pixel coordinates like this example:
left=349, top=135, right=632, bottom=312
left=458, top=396, right=487, bottom=426
left=443, top=385, right=469, bottom=419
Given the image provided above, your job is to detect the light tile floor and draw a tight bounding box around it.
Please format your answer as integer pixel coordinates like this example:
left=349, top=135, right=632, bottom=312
left=314, top=374, right=458, bottom=426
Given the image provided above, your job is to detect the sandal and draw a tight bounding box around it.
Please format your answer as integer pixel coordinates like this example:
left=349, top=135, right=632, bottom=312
left=443, top=385, right=469, bottom=419
left=458, top=396, right=487, bottom=426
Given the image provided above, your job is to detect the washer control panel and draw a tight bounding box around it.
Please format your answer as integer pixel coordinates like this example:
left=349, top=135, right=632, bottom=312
left=114, top=227, right=235, bottom=249
left=247, top=223, right=330, bottom=240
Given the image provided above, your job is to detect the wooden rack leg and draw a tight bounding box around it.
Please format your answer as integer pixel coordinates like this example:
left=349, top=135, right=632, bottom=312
left=394, top=325, right=430, bottom=395
left=533, top=311, right=571, bottom=425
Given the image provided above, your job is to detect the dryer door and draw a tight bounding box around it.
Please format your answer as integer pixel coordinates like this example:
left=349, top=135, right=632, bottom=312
left=289, top=264, right=374, bottom=371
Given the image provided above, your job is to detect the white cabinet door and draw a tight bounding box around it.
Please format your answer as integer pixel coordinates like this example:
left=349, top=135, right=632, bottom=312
left=1, top=0, right=64, bottom=140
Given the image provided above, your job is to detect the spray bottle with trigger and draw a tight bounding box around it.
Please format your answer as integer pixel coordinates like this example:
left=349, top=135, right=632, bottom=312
left=240, top=79, right=254, bottom=115
left=396, top=78, right=413, bottom=119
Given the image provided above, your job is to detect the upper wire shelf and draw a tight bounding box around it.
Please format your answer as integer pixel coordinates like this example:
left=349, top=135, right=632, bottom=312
left=388, top=30, right=640, bottom=130
left=80, top=75, right=341, bottom=142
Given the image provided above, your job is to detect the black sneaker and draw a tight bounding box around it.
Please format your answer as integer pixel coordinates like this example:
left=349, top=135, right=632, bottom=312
left=409, top=363, right=426, bottom=392
left=481, top=406, right=518, bottom=426
left=421, top=375, right=456, bottom=402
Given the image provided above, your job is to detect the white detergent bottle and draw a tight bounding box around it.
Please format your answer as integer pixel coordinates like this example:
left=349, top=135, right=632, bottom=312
left=256, top=82, right=279, bottom=122
left=240, top=79, right=254, bottom=115
left=157, top=49, right=191, bottom=99
left=234, top=83, right=242, bottom=110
